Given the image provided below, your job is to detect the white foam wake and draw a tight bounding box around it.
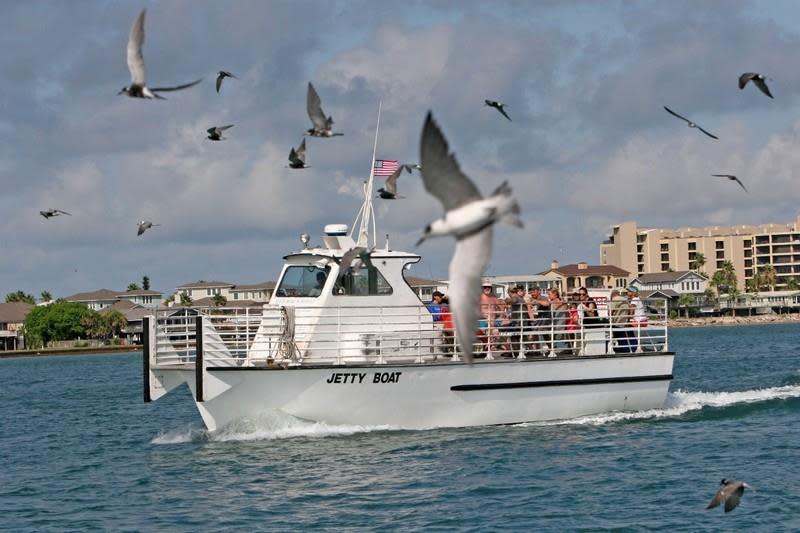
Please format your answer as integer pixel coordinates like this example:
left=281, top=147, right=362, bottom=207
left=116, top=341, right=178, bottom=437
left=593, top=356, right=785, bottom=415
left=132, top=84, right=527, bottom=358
left=151, top=410, right=397, bottom=444
left=531, top=384, right=800, bottom=427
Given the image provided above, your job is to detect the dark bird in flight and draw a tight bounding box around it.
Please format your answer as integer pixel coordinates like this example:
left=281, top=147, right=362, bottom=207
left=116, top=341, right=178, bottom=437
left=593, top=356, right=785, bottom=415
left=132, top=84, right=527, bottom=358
left=663, top=106, right=718, bottom=139
left=137, top=220, right=160, bottom=236
left=706, top=479, right=752, bottom=513
left=377, top=164, right=416, bottom=199
left=711, top=174, right=748, bottom=192
left=485, top=100, right=512, bottom=121
left=334, top=246, right=373, bottom=287
left=207, top=125, right=234, bottom=141
left=288, top=138, right=309, bottom=168
left=216, top=71, right=237, bottom=93
left=40, top=209, right=71, bottom=219
left=739, top=72, right=773, bottom=99
left=306, top=82, right=343, bottom=137
left=118, top=9, right=202, bottom=99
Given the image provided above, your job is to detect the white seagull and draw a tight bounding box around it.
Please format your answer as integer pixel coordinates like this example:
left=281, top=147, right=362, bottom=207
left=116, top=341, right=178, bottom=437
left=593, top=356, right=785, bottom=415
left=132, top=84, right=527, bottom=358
left=417, top=112, right=522, bottom=363
left=137, top=220, right=160, bottom=236
left=118, top=9, right=202, bottom=99
left=305, top=82, right=343, bottom=137
left=706, top=479, right=753, bottom=513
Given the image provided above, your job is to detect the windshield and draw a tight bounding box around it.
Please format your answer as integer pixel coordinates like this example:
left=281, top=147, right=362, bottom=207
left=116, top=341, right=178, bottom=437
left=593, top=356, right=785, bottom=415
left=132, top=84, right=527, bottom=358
left=275, top=266, right=329, bottom=297
left=334, top=265, right=393, bottom=296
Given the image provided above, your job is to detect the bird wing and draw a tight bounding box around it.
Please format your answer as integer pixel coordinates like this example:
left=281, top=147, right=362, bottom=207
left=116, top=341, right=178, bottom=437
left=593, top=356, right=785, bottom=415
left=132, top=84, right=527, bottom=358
left=288, top=147, right=302, bottom=165
left=724, top=485, right=745, bottom=513
left=335, top=247, right=367, bottom=285
left=384, top=166, right=403, bottom=195
left=307, top=82, right=328, bottom=130
left=497, top=106, right=512, bottom=121
left=711, top=174, right=734, bottom=178
left=39, top=211, right=48, bottom=218
left=218, top=124, right=235, bottom=131
left=706, top=485, right=727, bottom=509
left=216, top=73, right=223, bottom=93
left=449, top=227, right=493, bottom=364
left=207, top=127, right=218, bottom=135
left=753, top=77, right=773, bottom=98
left=696, top=125, right=718, bottom=139
left=734, top=177, right=748, bottom=192
left=663, top=106, right=691, bottom=124
left=420, top=111, right=483, bottom=212
left=296, top=138, right=306, bottom=160
left=137, top=225, right=145, bottom=236
left=56, top=209, right=72, bottom=215
left=485, top=100, right=496, bottom=107
left=127, top=9, right=146, bottom=85
left=151, top=79, right=202, bottom=92
left=739, top=72, right=756, bottom=89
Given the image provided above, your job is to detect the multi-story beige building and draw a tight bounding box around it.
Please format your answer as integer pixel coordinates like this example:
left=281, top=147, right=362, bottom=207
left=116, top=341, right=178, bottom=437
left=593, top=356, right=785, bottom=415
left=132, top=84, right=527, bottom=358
left=600, top=216, right=800, bottom=291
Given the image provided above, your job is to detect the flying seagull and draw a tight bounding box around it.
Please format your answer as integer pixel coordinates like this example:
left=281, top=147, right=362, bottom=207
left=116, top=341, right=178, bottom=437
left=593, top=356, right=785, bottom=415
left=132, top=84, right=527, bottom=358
left=485, top=100, right=512, bottom=121
left=306, top=82, right=343, bottom=137
left=118, top=9, right=202, bottom=99
left=137, top=220, right=160, bottom=236
left=663, top=106, right=718, bottom=139
left=216, top=71, right=237, bottom=93
left=206, top=124, right=234, bottom=141
left=40, top=209, right=71, bottom=219
left=288, top=138, right=309, bottom=168
left=377, top=164, right=414, bottom=199
left=417, top=112, right=522, bottom=363
left=706, top=479, right=752, bottom=513
left=334, top=246, right=373, bottom=287
left=739, top=72, right=773, bottom=99
left=711, top=174, right=748, bottom=192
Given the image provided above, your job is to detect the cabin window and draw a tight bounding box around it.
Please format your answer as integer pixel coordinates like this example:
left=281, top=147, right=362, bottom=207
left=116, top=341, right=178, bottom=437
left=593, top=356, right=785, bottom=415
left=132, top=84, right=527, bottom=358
left=275, top=266, right=330, bottom=297
left=334, top=266, right=393, bottom=296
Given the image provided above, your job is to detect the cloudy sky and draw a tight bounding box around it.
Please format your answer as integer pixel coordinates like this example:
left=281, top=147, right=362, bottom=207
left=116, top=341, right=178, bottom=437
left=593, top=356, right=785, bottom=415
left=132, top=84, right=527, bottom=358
left=3, top=0, right=800, bottom=299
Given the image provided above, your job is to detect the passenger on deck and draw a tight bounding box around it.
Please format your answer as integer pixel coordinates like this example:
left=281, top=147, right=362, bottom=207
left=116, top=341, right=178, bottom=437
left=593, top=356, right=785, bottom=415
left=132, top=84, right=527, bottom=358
left=440, top=295, right=454, bottom=352
left=628, top=286, right=647, bottom=352
left=526, top=286, right=551, bottom=354
left=578, top=287, right=600, bottom=326
left=427, top=291, right=445, bottom=321
left=610, top=289, right=633, bottom=353
left=505, top=286, right=527, bottom=354
left=548, top=288, right=571, bottom=355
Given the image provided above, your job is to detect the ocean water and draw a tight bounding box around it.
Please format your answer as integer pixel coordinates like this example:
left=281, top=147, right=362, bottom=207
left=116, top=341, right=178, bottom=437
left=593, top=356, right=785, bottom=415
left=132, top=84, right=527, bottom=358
left=1, top=324, right=799, bottom=532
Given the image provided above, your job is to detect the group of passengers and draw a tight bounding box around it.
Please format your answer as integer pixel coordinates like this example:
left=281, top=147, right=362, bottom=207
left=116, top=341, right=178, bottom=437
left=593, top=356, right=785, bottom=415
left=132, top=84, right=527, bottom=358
left=427, top=283, right=649, bottom=357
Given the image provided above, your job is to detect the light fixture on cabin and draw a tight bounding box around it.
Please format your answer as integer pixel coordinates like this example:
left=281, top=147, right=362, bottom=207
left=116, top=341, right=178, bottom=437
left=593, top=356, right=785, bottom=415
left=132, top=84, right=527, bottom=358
left=300, top=232, right=310, bottom=249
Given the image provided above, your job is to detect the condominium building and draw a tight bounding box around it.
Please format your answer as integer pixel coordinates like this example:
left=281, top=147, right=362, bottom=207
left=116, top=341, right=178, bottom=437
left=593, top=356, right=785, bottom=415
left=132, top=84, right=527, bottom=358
left=600, top=215, right=800, bottom=290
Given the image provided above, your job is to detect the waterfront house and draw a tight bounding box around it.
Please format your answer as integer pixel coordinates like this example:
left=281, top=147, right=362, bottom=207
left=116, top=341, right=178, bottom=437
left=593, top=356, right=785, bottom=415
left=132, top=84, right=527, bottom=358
left=404, top=276, right=448, bottom=303
left=539, top=261, right=631, bottom=293
left=0, top=302, right=33, bottom=350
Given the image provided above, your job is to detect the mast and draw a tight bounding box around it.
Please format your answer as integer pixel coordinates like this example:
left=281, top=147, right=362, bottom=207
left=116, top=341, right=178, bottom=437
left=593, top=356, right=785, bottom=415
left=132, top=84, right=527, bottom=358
left=351, top=102, right=382, bottom=248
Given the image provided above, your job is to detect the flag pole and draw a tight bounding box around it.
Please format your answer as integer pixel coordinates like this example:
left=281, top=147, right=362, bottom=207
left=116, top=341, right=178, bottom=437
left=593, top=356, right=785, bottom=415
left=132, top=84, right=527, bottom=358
left=354, top=101, right=382, bottom=247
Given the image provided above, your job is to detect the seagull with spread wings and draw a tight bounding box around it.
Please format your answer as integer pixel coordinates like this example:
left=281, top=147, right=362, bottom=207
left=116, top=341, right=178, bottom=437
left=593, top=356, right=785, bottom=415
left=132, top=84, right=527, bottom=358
left=118, top=9, right=202, bottom=99
left=739, top=72, right=773, bottom=99
left=288, top=138, right=309, bottom=169
left=485, top=100, right=512, bottom=121
left=663, top=106, right=718, bottom=139
left=40, top=209, right=71, bottom=219
left=305, top=82, right=343, bottom=137
left=711, top=174, right=748, bottom=192
left=377, top=164, right=414, bottom=199
left=206, top=125, right=234, bottom=141
left=416, top=112, right=522, bottom=363
left=706, top=479, right=752, bottom=513
left=216, top=71, right=237, bottom=93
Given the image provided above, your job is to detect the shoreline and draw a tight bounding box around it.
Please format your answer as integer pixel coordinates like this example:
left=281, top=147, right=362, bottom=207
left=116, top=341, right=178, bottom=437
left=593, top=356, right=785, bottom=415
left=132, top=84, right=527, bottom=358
left=0, top=345, right=142, bottom=360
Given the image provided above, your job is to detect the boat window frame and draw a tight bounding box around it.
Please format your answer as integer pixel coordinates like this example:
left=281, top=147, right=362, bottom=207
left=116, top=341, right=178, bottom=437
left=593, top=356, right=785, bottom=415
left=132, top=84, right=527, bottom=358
left=332, top=264, right=393, bottom=297
left=275, top=265, right=331, bottom=298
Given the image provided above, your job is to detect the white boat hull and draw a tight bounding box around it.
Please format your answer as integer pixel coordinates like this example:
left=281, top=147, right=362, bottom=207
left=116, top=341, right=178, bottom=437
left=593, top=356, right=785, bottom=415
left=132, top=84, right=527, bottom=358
left=154, top=353, right=674, bottom=431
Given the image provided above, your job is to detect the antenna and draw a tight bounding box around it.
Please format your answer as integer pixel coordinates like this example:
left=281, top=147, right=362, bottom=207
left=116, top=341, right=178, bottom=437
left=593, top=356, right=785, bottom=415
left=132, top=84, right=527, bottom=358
left=351, top=101, right=382, bottom=248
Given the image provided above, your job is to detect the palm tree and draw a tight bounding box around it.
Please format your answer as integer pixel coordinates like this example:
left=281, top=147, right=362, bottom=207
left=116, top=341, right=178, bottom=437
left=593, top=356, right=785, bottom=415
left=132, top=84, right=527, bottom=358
left=179, top=293, right=193, bottom=307
left=758, top=264, right=777, bottom=292
left=677, top=293, right=695, bottom=318
left=127, top=283, right=141, bottom=292
left=727, top=287, right=741, bottom=317
left=142, top=276, right=150, bottom=290
left=745, top=277, right=759, bottom=294
left=721, top=260, right=737, bottom=291
left=104, top=309, right=128, bottom=340
left=692, top=252, right=706, bottom=273
left=212, top=294, right=227, bottom=307
left=786, top=277, right=800, bottom=291
left=40, top=290, right=53, bottom=303
left=710, top=270, right=727, bottom=297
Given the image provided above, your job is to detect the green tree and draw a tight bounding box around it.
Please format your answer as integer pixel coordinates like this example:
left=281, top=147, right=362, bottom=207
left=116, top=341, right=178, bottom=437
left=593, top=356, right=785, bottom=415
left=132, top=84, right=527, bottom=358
left=692, top=252, right=706, bottom=272
left=677, top=293, right=695, bottom=318
left=710, top=270, right=726, bottom=297
left=212, top=294, right=227, bottom=307
left=745, top=277, right=759, bottom=293
left=127, top=283, right=141, bottom=292
left=103, top=309, right=129, bottom=338
left=81, top=312, right=111, bottom=339
left=142, top=276, right=150, bottom=290
left=23, top=302, right=95, bottom=347
left=786, top=277, right=800, bottom=291
left=179, top=293, right=193, bottom=307
left=757, top=264, right=777, bottom=292
left=6, top=290, right=35, bottom=304
left=40, top=290, right=53, bottom=303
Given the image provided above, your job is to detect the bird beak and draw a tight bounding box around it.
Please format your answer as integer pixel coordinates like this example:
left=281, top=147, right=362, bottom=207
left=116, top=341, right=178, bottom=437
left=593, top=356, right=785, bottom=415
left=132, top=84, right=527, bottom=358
left=415, top=236, right=426, bottom=247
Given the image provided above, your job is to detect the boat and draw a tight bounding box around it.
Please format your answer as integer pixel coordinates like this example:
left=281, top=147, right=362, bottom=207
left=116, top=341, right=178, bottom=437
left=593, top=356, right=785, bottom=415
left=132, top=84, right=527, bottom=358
left=143, top=111, right=675, bottom=431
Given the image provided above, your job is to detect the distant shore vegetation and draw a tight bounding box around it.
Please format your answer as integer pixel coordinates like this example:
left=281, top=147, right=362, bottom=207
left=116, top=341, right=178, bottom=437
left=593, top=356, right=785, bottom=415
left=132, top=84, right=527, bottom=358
left=23, top=301, right=127, bottom=349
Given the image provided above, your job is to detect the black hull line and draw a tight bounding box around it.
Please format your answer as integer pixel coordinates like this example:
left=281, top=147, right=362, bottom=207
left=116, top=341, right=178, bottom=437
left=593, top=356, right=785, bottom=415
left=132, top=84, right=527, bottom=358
left=450, top=374, right=673, bottom=391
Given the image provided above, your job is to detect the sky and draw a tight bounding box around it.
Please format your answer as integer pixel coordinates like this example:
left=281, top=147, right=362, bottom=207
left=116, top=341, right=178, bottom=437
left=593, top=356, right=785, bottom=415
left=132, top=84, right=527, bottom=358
left=3, top=0, right=800, bottom=299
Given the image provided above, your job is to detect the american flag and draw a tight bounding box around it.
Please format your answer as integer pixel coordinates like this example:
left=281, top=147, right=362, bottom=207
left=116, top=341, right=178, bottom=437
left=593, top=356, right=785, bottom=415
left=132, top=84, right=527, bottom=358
left=373, top=159, right=400, bottom=177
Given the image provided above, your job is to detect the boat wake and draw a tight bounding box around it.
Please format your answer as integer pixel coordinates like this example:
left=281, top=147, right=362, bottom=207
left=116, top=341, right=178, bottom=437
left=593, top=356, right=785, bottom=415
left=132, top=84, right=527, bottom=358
left=151, top=410, right=397, bottom=444
left=528, top=383, right=800, bottom=427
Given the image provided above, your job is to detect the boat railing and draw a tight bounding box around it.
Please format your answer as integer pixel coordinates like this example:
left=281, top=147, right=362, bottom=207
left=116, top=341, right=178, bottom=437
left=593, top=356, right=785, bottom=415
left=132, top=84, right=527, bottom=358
left=145, top=298, right=669, bottom=369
